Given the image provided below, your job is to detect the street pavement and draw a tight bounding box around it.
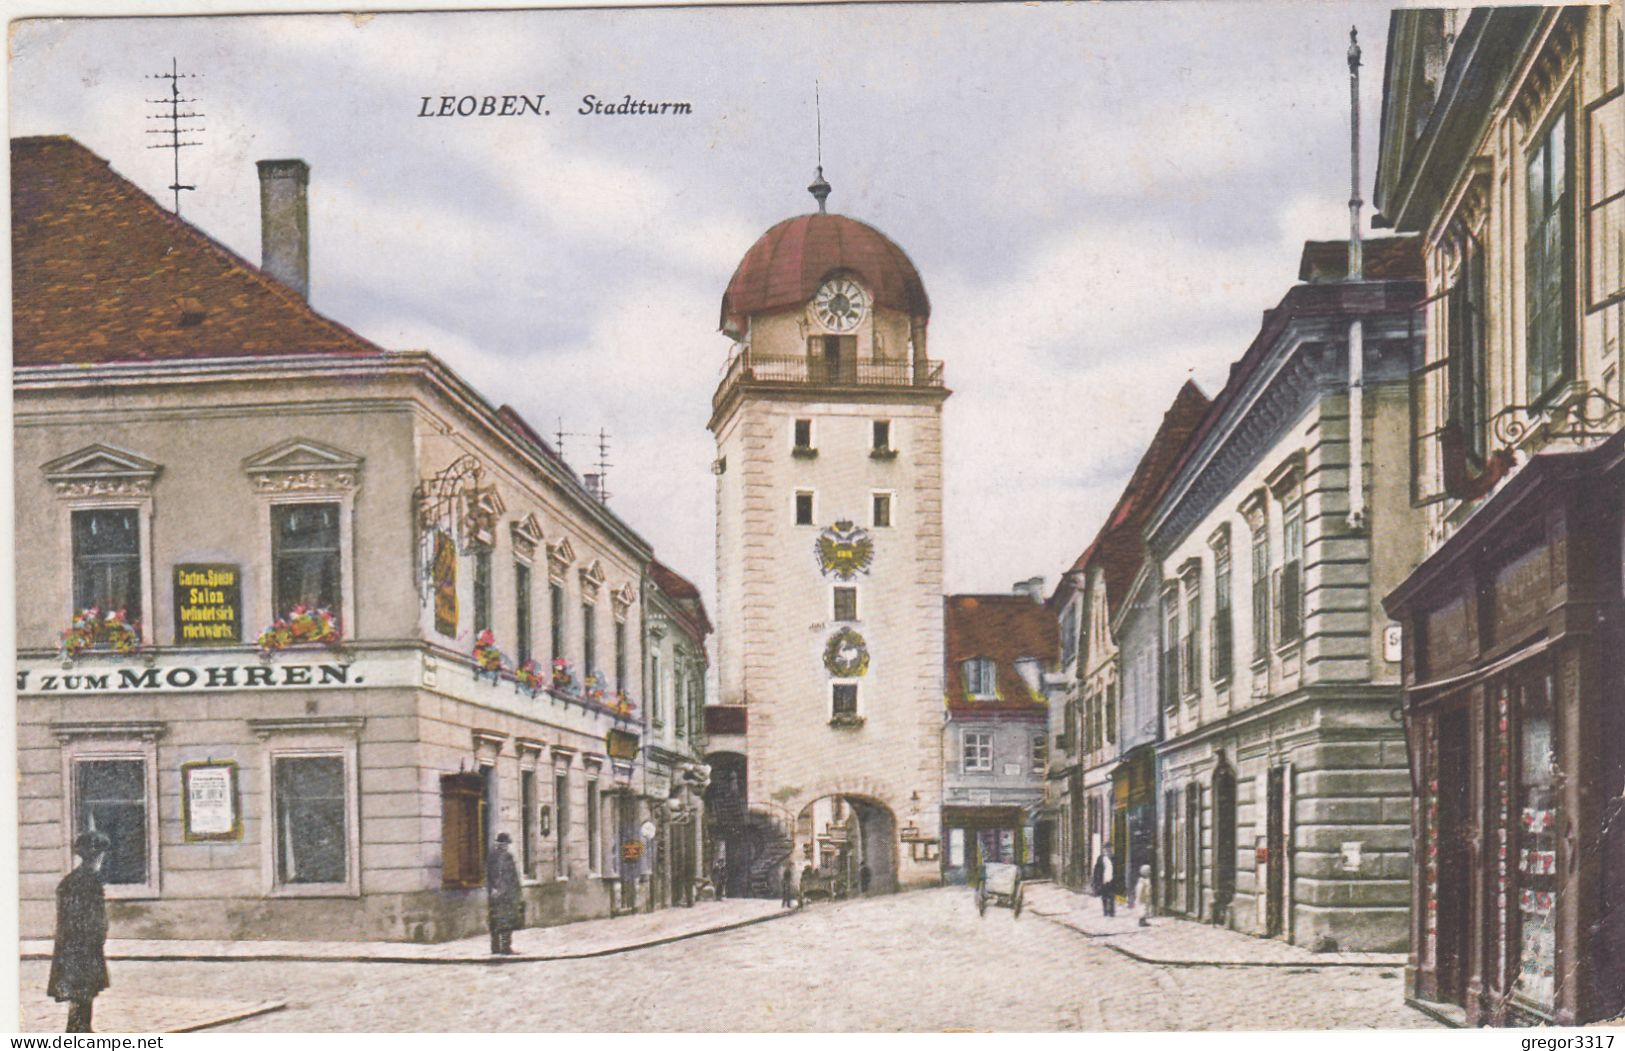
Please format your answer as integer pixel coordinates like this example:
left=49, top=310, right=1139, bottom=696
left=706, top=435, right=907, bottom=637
left=17, top=887, right=1441, bottom=1031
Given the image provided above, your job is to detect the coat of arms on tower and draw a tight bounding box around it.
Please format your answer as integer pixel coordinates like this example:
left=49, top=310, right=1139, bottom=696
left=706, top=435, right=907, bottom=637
left=815, top=519, right=874, bottom=580
left=823, top=627, right=870, bottom=678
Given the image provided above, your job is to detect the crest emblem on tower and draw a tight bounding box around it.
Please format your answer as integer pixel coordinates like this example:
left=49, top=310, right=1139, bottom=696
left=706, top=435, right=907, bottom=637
left=823, top=627, right=870, bottom=678
left=815, top=519, right=874, bottom=580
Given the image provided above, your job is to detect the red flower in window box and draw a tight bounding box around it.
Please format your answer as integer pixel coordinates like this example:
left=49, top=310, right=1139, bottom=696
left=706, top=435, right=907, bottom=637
left=258, top=606, right=340, bottom=658
left=473, top=630, right=505, bottom=683
left=59, top=607, right=142, bottom=662
left=515, top=659, right=545, bottom=697
left=551, top=657, right=575, bottom=691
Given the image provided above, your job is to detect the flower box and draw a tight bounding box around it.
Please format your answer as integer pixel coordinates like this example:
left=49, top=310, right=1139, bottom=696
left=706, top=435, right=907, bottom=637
left=257, top=606, right=341, bottom=659
left=59, top=607, right=142, bottom=663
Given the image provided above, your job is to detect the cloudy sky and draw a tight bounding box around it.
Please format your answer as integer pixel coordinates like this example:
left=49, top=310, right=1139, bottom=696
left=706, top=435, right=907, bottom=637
left=10, top=1, right=1402, bottom=605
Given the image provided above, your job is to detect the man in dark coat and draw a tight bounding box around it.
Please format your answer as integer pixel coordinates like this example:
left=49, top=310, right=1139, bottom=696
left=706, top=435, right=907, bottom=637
left=780, top=860, right=796, bottom=908
left=49, top=831, right=110, bottom=1033
left=486, top=832, right=522, bottom=955
left=1092, top=846, right=1118, bottom=917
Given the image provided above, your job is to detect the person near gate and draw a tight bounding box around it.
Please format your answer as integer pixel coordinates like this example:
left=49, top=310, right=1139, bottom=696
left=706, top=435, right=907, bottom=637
left=486, top=832, right=522, bottom=955
left=711, top=853, right=728, bottom=901
left=781, top=860, right=796, bottom=909
left=1091, top=846, right=1118, bottom=917
left=48, top=831, right=110, bottom=1033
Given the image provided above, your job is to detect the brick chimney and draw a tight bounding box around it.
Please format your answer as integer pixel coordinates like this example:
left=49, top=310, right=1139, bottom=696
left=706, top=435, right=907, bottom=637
left=257, top=159, right=310, bottom=299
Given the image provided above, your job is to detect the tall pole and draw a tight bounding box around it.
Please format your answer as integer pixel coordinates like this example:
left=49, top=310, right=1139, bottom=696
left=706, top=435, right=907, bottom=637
left=1347, top=26, right=1367, bottom=528
left=1348, top=27, right=1364, bottom=281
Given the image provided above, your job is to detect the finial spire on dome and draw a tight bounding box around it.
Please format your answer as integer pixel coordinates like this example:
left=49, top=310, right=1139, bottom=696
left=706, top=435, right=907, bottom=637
left=809, top=80, right=831, bottom=213
left=809, top=166, right=831, bottom=213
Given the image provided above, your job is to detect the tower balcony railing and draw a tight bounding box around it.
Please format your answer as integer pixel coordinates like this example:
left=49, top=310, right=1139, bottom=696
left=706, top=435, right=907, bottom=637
left=713, top=351, right=946, bottom=413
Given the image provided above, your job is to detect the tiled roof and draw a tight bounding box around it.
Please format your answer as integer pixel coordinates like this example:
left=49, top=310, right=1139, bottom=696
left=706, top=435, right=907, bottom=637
left=649, top=558, right=712, bottom=638
left=720, top=212, right=929, bottom=335
left=943, top=594, right=1057, bottom=713
left=1054, top=381, right=1211, bottom=616
left=12, top=135, right=386, bottom=366
left=1297, top=236, right=1424, bottom=283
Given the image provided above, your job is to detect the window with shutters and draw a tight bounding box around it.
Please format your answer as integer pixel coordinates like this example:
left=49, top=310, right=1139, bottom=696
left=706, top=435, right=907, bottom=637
left=1448, top=233, right=1489, bottom=463
left=1212, top=537, right=1234, bottom=683
left=555, top=768, right=571, bottom=880
left=961, top=658, right=997, bottom=698
left=1161, top=588, right=1181, bottom=708
left=440, top=772, right=485, bottom=889
left=1526, top=106, right=1574, bottom=405
left=515, top=562, right=532, bottom=664
left=586, top=777, right=601, bottom=876
left=1251, top=523, right=1271, bottom=663
left=550, top=583, right=566, bottom=664
left=1181, top=571, right=1201, bottom=699
left=473, top=547, right=492, bottom=636
left=1279, top=498, right=1304, bottom=647
left=520, top=769, right=538, bottom=879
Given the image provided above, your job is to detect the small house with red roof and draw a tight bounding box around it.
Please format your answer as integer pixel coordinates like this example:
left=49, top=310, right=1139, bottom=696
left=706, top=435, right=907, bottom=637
left=941, top=587, right=1058, bottom=884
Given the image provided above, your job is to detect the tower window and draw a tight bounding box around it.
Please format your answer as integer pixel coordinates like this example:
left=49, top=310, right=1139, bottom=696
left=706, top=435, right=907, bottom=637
left=795, top=491, right=815, bottom=526
left=832, top=683, right=858, bottom=716
left=872, top=420, right=891, bottom=452
left=833, top=586, right=858, bottom=622
left=793, top=419, right=813, bottom=451
left=872, top=492, right=893, bottom=528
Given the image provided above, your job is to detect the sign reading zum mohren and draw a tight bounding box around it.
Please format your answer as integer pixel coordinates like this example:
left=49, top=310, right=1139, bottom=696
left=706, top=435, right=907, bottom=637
left=17, top=660, right=363, bottom=695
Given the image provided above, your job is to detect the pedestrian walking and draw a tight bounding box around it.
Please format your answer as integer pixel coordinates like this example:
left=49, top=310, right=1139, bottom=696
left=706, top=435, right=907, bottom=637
left=486, top=832, right=522, bottom=955
left=1138, top=863, right=1154, bottom=926
left=711, top=853, right=727, bottom=901
left=859, top=863, right=872, bottom=895
left=48, top=831, right=110, bottom=1033
left=780, top=860, right=796, bottom=908
left=1091, top=846, right=1117, bottom=917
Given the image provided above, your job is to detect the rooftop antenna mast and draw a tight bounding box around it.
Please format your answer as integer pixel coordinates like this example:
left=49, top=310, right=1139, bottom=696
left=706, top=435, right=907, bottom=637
left=808, top=80, right=831, bottom=213
left=554, top=418, right=614, bottom=504
left=145, top=58, right=204, bottom=215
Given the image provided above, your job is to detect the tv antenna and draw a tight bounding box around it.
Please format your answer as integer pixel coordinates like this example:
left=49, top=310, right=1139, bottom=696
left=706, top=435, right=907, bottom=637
left=145, top=58, right=204, bottom=215
left=554, top=418, right=614, bottom=504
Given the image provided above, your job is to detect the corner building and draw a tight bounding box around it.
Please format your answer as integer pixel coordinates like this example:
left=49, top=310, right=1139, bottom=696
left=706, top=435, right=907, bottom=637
left=13, top=135, right=702, bottom=942
left=709, top=176, right=947, bottom=892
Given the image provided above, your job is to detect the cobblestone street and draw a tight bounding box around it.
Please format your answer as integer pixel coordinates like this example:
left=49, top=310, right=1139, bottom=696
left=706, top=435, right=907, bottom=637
left=21, top=888, right=1441, bottom=1031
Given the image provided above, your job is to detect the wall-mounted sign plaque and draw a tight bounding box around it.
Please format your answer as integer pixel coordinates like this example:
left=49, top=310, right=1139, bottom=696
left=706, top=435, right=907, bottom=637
left=181, top=760, right=241, bottom=842
left=174, top=564, right=241, bottom=644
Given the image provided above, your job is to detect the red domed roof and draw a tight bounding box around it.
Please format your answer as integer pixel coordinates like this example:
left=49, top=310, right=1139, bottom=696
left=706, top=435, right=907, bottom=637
left=720, top=212, right=930, bottom=335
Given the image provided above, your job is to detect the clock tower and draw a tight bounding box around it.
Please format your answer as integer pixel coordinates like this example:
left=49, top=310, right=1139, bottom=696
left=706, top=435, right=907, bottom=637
left=709, top=170, right=948, bottom=892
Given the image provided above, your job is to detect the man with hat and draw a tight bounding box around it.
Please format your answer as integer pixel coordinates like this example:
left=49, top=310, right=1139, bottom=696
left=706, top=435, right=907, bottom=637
left=48, top=831, right=110, bottom=1032
left=486, top=831, right=522, bottom=955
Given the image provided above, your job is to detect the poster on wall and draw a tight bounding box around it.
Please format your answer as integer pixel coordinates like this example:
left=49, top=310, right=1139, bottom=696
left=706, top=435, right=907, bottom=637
left=432, top=530, right=458, bottom=636
left=181, top=760, right=241, bottom=842
left=173, top=564, right=242, bottom=644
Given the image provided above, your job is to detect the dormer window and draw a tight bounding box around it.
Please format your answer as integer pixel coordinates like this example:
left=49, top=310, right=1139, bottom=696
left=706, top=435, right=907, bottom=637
left=961, top=657, right=997, bottom=698
left=1013, top=657, right=1042, bottom=695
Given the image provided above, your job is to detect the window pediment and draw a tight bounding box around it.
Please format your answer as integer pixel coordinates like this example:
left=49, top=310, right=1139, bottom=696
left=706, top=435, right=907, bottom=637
left=510, top=513, right=546, bottom=560
left=579, top=559, right=606, bottom=598
left=548, top=536, right=577, bottom=581
left=243, top=438, right=362, bottom=494
left=611, top=582, right=636, bottom=622
left=43, top=444, right=162, bottom=498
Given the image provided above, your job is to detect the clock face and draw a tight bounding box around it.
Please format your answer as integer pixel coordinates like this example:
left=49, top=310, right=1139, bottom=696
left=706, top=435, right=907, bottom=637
left=813, top=278, right=868, bottom=333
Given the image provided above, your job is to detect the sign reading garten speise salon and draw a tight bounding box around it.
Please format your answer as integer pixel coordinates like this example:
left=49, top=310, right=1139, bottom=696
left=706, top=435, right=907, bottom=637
left=174, top=563, right=242, bottom=644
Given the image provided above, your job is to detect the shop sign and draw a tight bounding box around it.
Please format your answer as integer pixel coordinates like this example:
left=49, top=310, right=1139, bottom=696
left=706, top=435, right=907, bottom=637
left=174, top=564, right=242, bottom=644
left=621, top=840, right=643, bottom=862
left=182, top=760, right=241, bottom=841
left=605, top=728, right=639, bottom=761
left=433, top=531, right=458, bottom=636
left=17, top=659, right=364, bottom=695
